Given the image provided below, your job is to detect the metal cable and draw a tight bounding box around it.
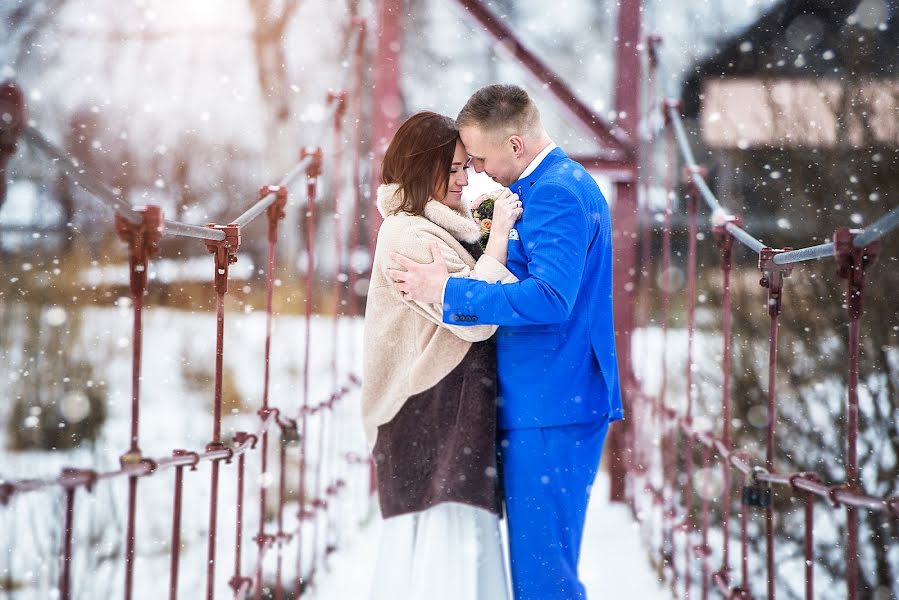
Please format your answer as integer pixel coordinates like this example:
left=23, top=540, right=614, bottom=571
left=666, top=104, right=899, bottom=260
left=691, top=173, right=724, bottom=214
left=854, top=205, right=899, bottom=248
left=725, top=222, right=766, bottom=254
left=24, top=126, right=142, bottom=224
left=162, top=219, right=225, bottom=241
left=227, top=25, right=362, bottom=228
left=666, top=104, right=698, bottom=171
left=231, top=154, right=313, bottom=228
left=773, top=243, right=834, bottom=265
left=665, top=107, right=768, bottom=254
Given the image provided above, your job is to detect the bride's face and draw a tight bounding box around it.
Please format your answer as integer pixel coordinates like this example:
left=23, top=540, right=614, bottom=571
left=435, top=140, right=470, bottom=211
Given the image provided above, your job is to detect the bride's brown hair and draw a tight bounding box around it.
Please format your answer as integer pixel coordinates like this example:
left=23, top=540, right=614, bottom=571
left=381, top=111, right=459, bottom=216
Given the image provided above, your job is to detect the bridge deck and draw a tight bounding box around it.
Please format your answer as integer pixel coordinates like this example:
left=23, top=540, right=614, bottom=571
left=312, top=471, right=668, bottom=599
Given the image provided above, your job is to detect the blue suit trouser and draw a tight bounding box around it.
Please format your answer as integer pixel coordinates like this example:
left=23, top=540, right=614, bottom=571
left=499, top=418, right=610, bottom=600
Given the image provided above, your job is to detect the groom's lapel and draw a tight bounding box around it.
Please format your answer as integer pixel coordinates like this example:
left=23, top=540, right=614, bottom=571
left=510, top=147, right=566, bottom=202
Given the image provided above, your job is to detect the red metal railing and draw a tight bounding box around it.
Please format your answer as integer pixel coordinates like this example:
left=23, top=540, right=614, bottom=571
left=0, top=19, right=372, bottom=600
left=628, top=36, right=899, bottom=600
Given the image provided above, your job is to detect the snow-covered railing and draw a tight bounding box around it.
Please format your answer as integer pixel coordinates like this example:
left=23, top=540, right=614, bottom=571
left=0, top=17, right=372, bottom=600
left=628, top=34, right=899, bottom=600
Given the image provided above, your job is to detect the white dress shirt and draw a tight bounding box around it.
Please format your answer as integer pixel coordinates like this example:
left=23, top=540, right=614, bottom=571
left=517, top=141, right=557, bottom=181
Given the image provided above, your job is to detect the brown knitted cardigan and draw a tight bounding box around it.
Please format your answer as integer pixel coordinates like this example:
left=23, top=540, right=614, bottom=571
left=363, top=184, right=517, bottom=517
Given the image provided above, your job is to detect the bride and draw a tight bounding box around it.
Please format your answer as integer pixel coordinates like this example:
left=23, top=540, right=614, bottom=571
left=361, top=110, right=522, bottom=599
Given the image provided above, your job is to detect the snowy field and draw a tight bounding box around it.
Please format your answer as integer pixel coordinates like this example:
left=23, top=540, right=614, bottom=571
left=1, top=304, right=667, bottom=598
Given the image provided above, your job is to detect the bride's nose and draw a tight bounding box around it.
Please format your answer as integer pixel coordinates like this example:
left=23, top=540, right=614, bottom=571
left=457, top=167, right=469, bottom=188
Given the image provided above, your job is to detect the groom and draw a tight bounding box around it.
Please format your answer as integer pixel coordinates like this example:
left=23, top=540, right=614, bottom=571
left=388, top=84, right=621, bottom=599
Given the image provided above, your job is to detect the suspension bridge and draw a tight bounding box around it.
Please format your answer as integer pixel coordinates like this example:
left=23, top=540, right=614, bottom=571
left=1, top=1, right=898, bottom=599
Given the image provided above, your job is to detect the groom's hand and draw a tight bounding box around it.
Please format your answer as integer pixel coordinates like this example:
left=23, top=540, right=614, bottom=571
left=388, top=242, right=449, bottom=304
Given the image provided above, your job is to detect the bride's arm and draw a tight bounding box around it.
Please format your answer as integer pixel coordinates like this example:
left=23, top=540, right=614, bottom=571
left=480, top=189, right=522, bottom=266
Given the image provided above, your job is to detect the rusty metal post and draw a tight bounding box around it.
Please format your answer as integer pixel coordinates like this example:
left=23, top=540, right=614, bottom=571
left=252, top=184, right=286, bottom=600
left=295, top=147, right=322, bottom=597
left=203, top=223, right=241, bottom=600
left=115, top=205, right=163, bottom=600
left=58, top=470, right=95, bottom=600
left=834, top=228, right=880, bottom=600
left=658, top=102, right=680, bottom=577
left=347, top=17, right=367, bottom=326
left=681, top=164, right=705, bottom=599
left=229, top=432, right=257, bottom=598
left=758, top=247, right=793, bottom=600
left=0, top=81, right=25, bottom=209
left=323, top=92, right=349, bottom=565
left=713, top=214, right=740, bottom=584
left=254, top=412, right=277, bottom=600
left=169, top=450, right=198, bottom=600
left=276, top=419, right=298, bottom=600
left=697, top=442, right=713, bottom=600
left=60, top=487, right=75, bottom=600
left=790, top=472, right=820, bottom=600
left=370, top=0, right=404, bottom=253
left=607, top=0, right=642, bottom=505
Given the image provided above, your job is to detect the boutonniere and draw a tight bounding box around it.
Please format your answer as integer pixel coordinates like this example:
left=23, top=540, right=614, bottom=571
left=471, top=192, right=499, bottom=250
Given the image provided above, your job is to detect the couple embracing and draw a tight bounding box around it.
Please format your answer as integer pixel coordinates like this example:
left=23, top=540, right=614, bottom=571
left=361, top=84, right=622, bottom=600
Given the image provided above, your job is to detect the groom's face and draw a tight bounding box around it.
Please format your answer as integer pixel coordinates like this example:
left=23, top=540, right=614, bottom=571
left=459, top=125, right=519, bottom=187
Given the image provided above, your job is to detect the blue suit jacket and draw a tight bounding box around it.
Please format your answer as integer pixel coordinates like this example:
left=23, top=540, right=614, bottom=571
left=443, top=148, right=622, bottom=430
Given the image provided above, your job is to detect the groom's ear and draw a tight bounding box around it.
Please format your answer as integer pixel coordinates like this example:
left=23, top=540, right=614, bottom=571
left=508, top=135, right=525, bottom=158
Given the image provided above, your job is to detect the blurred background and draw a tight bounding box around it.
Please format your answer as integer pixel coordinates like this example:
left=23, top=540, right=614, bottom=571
left=1, top=0, right=897, bottom=598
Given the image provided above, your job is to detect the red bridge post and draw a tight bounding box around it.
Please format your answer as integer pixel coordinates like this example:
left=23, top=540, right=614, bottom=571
left=712, top=213, right=740, bottom=590
left=115, top=205, right=163, bottom=600
left=681, top=164, right=705, bottom=599
left=758, top=247, right=792, bottom=599
left=296, top=147, right=322, bottom=597
left=0, top=80, right=25, bottom=209
left=203, top=222, right=241, bottom=600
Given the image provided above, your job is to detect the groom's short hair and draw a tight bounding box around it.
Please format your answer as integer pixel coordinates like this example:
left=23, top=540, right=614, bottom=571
left=456, top=84, right=540, bottom=137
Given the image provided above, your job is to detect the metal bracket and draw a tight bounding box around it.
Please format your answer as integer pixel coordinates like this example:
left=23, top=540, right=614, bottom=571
left=834, top=228, right=880, bottom=319
left=713, top=214, right=741, bottom=270
left=662, top=98, right=683, bottom=126
left=61, top=468, right=98, bottom=493
left=254, top=532, right=276, bottom=551
left=682, top=165, right=707, bottom=217
left=0, top=80, right=26, bottom=206
left=173, top=449, right=201, bottom=472
left=742, top=467, right=771, bottom=508
left=119, top=452, right=159, bottom=476
left=115, top=205, right=164, bottom=298
left=205, top=441, right=233, bottom=464
left=758, top=248, right=793, bottom=317
left=228, top=576, right=252, bottom=596
left=260, top=185, right=288, bottom=244
left=646, top=34, right=663, bottom=68
left=279, top=423, right=301, bottom=446
left=234, top=431, right=259, bottom=450
left=327, top=89, right=348, bottom=124
left=301, top=147, right=324, bottom=180
left=204, top=224, right=240, bottom=295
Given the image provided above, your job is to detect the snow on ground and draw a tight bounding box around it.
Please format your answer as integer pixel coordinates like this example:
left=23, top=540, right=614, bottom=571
left=2, top=304, right=668, bottom=599
left=309, top=471, right=668, bottom=600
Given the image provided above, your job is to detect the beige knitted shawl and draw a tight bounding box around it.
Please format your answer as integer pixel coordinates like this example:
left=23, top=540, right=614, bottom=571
left=360, top=184, right=517, bottom=448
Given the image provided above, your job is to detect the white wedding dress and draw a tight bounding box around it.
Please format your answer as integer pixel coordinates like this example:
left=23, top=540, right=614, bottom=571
left=370, top=502, right=511, bottom=600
